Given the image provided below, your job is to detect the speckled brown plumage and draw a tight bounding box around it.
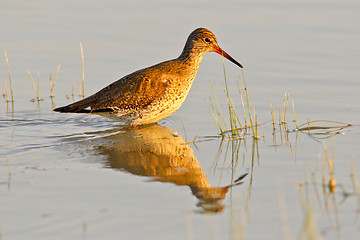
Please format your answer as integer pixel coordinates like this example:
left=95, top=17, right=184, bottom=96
left=54, top=28, right=243, bottom=126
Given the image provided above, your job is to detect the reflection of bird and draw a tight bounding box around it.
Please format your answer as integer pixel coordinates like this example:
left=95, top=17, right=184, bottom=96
left=95, top=124, right=246, bottom=213
left=54, top=28, right=243, bottom=127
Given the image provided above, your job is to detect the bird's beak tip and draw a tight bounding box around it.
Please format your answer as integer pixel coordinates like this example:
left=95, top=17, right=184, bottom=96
left=214, top=46, right=243, bottom=69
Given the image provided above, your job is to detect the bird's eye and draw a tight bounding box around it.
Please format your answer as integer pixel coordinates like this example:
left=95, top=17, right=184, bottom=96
left=204, top=37, right=211, bottom=43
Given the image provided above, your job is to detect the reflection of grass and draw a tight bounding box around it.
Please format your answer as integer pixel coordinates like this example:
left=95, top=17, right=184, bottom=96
left=322, top=143, right=336, bottom=192
left=296, top=143, right=360, bottom=238
left=297, top=185, right=321, bottom=240
left=205, top=137, right=359, bottom=239
left=210, top=134, right=258, bottom=189
left=350, top=160, right=360, bottom=217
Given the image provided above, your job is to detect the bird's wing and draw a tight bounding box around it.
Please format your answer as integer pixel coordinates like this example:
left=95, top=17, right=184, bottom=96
left=89, top=68, right=170, bottom=113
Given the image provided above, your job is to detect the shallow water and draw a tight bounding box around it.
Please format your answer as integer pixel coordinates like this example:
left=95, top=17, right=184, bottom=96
left=1, top=1, right=360, bottom=239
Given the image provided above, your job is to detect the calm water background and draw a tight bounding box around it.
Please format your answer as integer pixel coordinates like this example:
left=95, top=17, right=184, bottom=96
left=1, top=0, right=360, bottom=239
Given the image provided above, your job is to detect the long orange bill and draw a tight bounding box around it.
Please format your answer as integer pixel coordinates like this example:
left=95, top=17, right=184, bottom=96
left=214, top=46, right=243, bottom=68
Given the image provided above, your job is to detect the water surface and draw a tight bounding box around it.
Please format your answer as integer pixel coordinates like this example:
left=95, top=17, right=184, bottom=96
left=1, top=1, right=360, bottom=239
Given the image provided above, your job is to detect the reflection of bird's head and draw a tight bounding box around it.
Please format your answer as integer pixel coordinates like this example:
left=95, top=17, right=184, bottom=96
left=194, top=186, right=229, bottom=213
left=193, top=173, right=248, bottom=213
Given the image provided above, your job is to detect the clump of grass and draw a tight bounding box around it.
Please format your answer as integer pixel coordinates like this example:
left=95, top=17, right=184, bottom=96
left=274, top=90, right=291, bottom=128
left=270, top=92, right=302, bottom=150
left=50, top=64, right=61, bottom=98
left=4, top=49, right=14, bottom=102
left=270, top=92, right=352, bottom=141
left=207, top=66, right=258, bottom=140
left=28, top=71, right=43, bottom=101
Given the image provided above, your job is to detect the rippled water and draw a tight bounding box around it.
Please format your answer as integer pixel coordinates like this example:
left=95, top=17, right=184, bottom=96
left=1, top=1, right=360, bottom=239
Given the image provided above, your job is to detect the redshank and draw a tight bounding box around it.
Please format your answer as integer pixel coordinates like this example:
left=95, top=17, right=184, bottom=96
left=54, top=28, right=243, bottom=126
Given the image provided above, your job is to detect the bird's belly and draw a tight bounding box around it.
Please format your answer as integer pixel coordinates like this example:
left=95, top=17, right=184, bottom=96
left=133, top=82, right=193, bottom=125
left=132, top=92, right=188, bottom=125
left=97, top=79, right=194, bottom=126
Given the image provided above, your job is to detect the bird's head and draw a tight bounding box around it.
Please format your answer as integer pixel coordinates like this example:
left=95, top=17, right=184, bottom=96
left=181, top=28, right=243, bottom=68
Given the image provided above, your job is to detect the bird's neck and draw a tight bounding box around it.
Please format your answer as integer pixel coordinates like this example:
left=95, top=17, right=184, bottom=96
left=178, top=47, right=204, bottom=72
